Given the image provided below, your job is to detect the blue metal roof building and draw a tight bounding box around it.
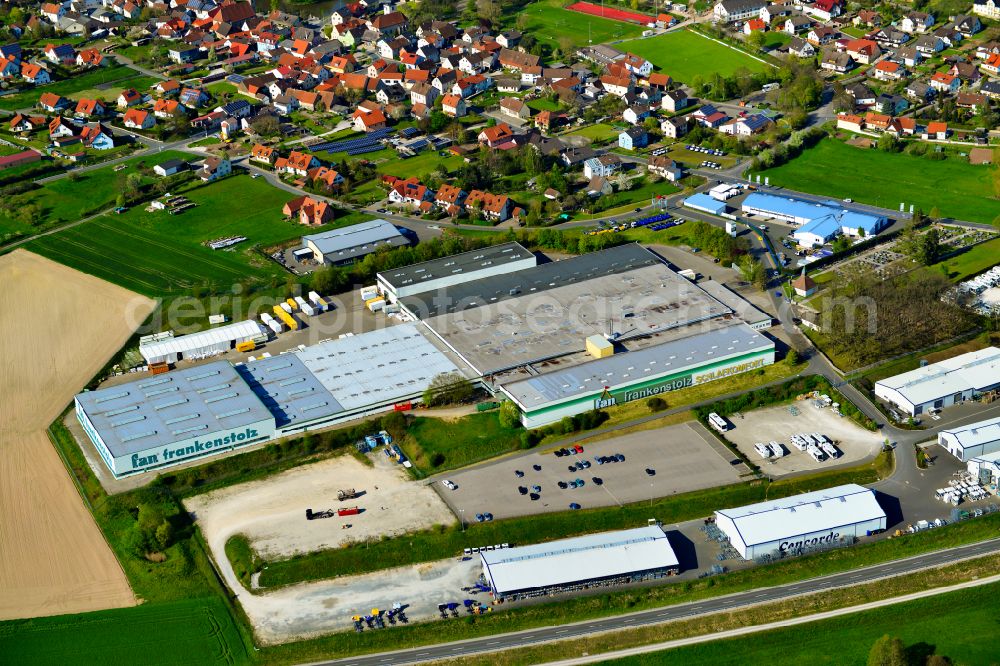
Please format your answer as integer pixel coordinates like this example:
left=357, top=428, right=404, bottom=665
left=741, top=193, right=888, bottom=247
left=683, top=192, right=727, bottom=215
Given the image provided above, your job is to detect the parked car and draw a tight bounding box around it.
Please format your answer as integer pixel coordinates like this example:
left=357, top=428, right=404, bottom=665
left=442, top=479, right=457, bottom=490
left=569, top=503, right=581, bottom=510
left=645, top=468, right=656, bottom=476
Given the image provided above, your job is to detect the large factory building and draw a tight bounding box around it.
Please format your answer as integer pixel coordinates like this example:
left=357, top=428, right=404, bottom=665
left=75, top=324, right=463, bottom=477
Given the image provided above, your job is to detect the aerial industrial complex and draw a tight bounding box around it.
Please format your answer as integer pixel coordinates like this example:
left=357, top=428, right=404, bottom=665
left=74, top=243, right=778, bottom=474
left=715, top=484, right=887, bottom=560
left=874, top=347, right=1000, bottom=417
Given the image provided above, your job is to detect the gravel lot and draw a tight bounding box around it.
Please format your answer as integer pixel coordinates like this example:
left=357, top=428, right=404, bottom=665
left=723, top=401, right=884, bottom=476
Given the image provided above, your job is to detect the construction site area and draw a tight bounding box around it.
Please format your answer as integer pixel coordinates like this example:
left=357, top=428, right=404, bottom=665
left=722, top=399, right=884, bottom=476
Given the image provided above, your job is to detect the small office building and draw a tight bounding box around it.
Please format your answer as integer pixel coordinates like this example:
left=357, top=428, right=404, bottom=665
left=874, top=347, right=1000, bottom=416
left=939, top=416, right=1000, bottom=461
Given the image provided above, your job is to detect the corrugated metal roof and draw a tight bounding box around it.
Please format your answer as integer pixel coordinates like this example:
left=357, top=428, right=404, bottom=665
left=76, top=361, right=274, bottom=457
left=303, top=218, right=407, bottom=259
left=501, top=323, right=773, bottom=408
left=139, top=320, right=263, bottom=361
left=743, top=193, right=886, bottom=233
left=683, top=193, right=726, bottom=214
left=378, top=241, right=535, bottom=291
left=294, top=324, right=461, bottom=411
left=482, top=526, right=678, bottom=594
left=875, top=347, right=1000, bottom=406
left=716, top=484, right=886, bottom=548
left=940, top=415, right=1000, bottom=450
left=235, top=354, right=343, bottom=428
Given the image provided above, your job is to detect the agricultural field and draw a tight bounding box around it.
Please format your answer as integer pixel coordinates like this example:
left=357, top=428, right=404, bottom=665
left=0, top=64, right=156, bottom=111
left=25, top=174, right=361, bottom=296
left=0, top=597, right=249, bottom=666
left=513, top=0, right=644, bottom=51
left=617, top=30, right=772, bottom=81
left=608, top=580, right=1000, bottom=666
left=0, top=150, right=190, bottom=241
left=762, top=138, right=1000, bottom=225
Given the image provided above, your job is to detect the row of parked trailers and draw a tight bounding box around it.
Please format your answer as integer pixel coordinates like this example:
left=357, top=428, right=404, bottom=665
left=260, top=291, right=330, bottom=334
left=790, top=432, right=840, bottom=462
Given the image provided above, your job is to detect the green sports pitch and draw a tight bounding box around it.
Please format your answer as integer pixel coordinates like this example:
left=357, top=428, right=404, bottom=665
left=515, top=0, right=644, bottom=50
left=0, top=597, right=248, bottom=666
left=617, top=30, right=771, bottom=81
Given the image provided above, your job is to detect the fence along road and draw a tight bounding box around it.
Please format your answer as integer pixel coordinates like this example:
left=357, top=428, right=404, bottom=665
left=309, top=537, right=1000, bottom=666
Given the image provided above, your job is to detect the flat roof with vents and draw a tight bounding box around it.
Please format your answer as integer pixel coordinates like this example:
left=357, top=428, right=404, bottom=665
left=377, top=241, right=536, bottom=299
left=500, top=323, right=773, bottom=409
left=235, top=353, right=343, bottom=428
left=303, top=219, right=409, bottom=263
left=75, top=361, right=274, bottom=457
left=293, top=323, right=462, bottom=411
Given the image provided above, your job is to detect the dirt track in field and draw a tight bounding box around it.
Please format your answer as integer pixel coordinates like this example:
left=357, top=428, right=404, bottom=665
left=0, top=250, right=155, bottom=620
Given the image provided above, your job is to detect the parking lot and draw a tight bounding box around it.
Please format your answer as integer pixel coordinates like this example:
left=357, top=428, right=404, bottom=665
left=439, top=422, right=744, bottom=521
left=723, top=400, right=884, bottom=477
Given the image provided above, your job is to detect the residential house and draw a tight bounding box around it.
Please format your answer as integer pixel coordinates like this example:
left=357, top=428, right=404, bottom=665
left=9, top=114, right=48, bottom=133
left=691, top=104, right=729, bottom=128
left=586, top=176, right=613, bottom=198
left=974, top=0, right=1000, bottom=20
left=660, top=89, right=689, bottom=113
left=924, top=121, right=948, bottom=140
left=785, top=15, right=813, bottom=34
left=44, top=44, right=77, bottom=66
left=744, top=17, right=767, bottom=34
left=310, top=166, right=345, bottom=191
left=74, top=98, right=105, bottom=118
left=441, top=94, right=466, bottom=117
left=48, top=116, right=79, bottom=140
left=285, top=195, right=334, bottom=226
left=847, top=82, right=877, bottom=108
left=820, top=50, right=853, bottom=73
left=875, top=94, right=908, bottom=115
left=79, top=123, right=115, bottom=150
left=900, top=12, right=934, bottom=34
left=38, top=93, right=69, bottom=113
left=465, top=190, right=512, bottom=221
left=871, top=28, right=909, bottom=49
left=950, top=61, right=981, bottom=85
left=980, top=80, right=1000, bottom=100
left=954, top=14, right=982, bottom=36
left=956, top=92, right=988, bottom=112
left=250, top=144, right=277, bottom=166
left=353, top=108, right=387, bottom=132
left=854, top=9, right=881, bottom=27
left=123, top=108, right=155, bottom=130
left=845, top=39, right=880, bottom=65
left=980, top=53, right=1000, bottom=75
left=283, top=150, right=320, bottom=177
left=788, top=36, right=816, bottom=58
left=660, top=115, right=688, bottom=138
left=435, top=183, right=466, bottom=215
left=409, top=82, right=437, bottom=106
left=623, top=104, right=652, bottom=125
left=600, top=74, right=633, bottom=98
left=155, top=79, right=181, bottom=97
left=719, top=113, right=773, bottom=135
left=872, top=60, right=905, bottom=81
left=154, top=160, right=187, bottom=177
left=807, top=26, right=837, bottom=45
left=179, top=88, right=210, bottom=108
left=713, top=0, right=767, bottom=23
left=76, top=48, right=105, bottom=68
left=836, top=113, right=864, bottom=132
left=804, top=0, right=842, bottom=22
left=863, top=112, right=893, bottom=132
left=914, top=35, right=944, bottom=55
left=478, top=123, right=516, bottom=148
left=929, top=71, right=959, bottom=94
left=622, top=53, right=653, bottom=77
left=896, top=46, right=922, bottom=67
left=905, top=80, right=936, bottom=102
left=20, top=63, right=51, bottom=85
left=498, top=48, right=541, bottom=71
left=117, top=88, right=142, bottom=108
left=583, top=154, right=621, bottom=179
left=198, top=157, right=232, bottom=182
left=154, top=98, right=184, bottom=119
left=500, top=97, right=530, bottom=121
left=648, top=155, right=683, bottom=182
left=618, top=126, right=648, bottom=150
left=388, top=177, right=433, bottom=207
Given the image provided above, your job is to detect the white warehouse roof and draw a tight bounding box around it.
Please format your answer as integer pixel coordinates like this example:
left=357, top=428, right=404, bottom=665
left=139, top=320, right=263, bottom=363
left=715, top=484, right=885, bottom=548
left=481, top=525, right=678, bottom=595
left=940, top=416, right=1000, bottom=451
left=874, top=347, right=1000, bottom=407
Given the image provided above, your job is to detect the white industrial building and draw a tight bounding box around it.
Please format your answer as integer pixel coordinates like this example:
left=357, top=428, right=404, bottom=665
left=376, top=242, right=537, bottom=305
left=76, top=324, right=464, bottom=477
left=715, top=484, right=887, bottom=560
left=499, top=323, right=775, bottom=429
left=481, top=525, right=679, bottom=600
left=873, top=347, right=1000, bottom=416
left=967, top=450, right=1000, bottom=485
left=139, top=320, right=266, bottom=364
left=302, top=218, right=409, bottom=266
left=939, top=416, right=1000, bottom=461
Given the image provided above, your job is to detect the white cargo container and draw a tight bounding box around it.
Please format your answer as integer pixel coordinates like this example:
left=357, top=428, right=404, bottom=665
left=754, top=442, right=772, bottom=458
left=260, top=312, right=275, bottom=324
left=301, top=302, right=318, bottom=317
left=367, top=298, right=386, bottom=312
left=294, top=296, right=309, bottom=310
left=280, top=302, right=293, bottom=314
left=308, top=291, right=329, bottom=311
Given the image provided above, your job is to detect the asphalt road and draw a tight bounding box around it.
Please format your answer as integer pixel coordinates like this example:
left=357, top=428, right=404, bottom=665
left=315, top=537, right=1000, bottom=666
